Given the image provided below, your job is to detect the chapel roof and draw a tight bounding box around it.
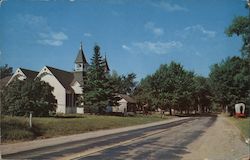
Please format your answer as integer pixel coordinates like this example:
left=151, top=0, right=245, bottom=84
left=46, top=66, right=74, bottom=91
left=19, top=68, right=39, bottom=80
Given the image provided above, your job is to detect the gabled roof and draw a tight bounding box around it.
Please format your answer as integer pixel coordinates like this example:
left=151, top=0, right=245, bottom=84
left=119, top=94, right=136, bottom=103
left=46, top=66, right=74, bottom=91
left=75, top=43, right=88, bottom=64
left=19, top=68, right=38, bottom=80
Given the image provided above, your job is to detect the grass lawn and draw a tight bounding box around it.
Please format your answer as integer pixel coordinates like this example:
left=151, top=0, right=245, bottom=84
left=1, top=114, right=169, bottom=143
left=229, top=117, right=250, bottom=139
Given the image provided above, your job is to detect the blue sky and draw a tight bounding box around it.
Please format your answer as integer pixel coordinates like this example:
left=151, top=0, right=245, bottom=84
left=0, top=0, right=248, bottom=80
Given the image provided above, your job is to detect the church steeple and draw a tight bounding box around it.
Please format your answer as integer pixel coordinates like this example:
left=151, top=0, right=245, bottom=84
left=75, top=42, right=88, bottom=72
left=103, top=54, right=110, bottom=73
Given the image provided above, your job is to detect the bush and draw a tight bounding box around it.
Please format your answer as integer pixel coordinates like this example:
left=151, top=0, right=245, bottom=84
left=1, top=79, right=56, bottom=117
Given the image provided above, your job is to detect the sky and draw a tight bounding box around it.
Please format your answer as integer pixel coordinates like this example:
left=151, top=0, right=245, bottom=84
left=0, top=0, right=248, bottom=81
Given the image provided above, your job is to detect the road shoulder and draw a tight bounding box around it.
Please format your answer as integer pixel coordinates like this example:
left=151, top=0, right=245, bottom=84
left=182, top=115, right=249, bottom=160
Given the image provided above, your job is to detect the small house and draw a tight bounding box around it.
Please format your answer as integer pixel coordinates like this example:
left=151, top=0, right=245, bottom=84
left=111, top=94, right=137, bottom=114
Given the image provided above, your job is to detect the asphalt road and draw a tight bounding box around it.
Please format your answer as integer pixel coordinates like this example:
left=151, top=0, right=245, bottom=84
left=3, top=116, right=217, bottom=160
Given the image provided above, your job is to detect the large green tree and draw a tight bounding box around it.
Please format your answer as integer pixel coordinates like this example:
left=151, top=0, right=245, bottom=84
left=82, top=45, right=113, bottom=113
left=209, top=56, right=250, bottom=112
left=134, top=62, right=198, bottom=115
left=1, top=79, right=56, bottom=116
left=209, top=4, right=250, bottom=112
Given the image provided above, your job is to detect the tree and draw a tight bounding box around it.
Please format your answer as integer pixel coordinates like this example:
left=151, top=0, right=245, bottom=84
left=225, top=9, right=250, bottom=59
left=109, top=71, right=137, bottom=95
left=82, top=45, right=113, bottom=113
left=193, top=76, right=212, bottom=113
left=0, top=64, right=13, bottom=79
left=209, top=56, right=250, bottom=113
left=1, top=79, right=56, bottom=116
left=134, top=62, right=197, bottom=115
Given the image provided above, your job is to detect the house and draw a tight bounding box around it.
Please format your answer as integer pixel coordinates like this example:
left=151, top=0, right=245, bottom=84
left=7, top=68, right=38, bottom=84
left=111, top=94, right=137, bottom=114
left=7, top=43, right=110, bottom=114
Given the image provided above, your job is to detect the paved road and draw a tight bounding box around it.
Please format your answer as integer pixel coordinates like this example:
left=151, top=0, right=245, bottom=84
left=3, top=116, right=218, bottom=160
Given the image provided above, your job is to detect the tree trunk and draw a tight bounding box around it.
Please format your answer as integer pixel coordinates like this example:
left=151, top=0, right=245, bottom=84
left=169, top=107, right=172, bottom=115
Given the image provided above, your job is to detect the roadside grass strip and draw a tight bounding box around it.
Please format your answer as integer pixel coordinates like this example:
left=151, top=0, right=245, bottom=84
left=228, top=117, right=250, bottom=144
left=1, top=114, right=169, bottom=143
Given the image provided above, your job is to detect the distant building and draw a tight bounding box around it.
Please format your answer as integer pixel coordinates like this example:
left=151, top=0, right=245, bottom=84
left=7, top=43, right=110, bottom=114
left=111, top=94, right=137, bottom=114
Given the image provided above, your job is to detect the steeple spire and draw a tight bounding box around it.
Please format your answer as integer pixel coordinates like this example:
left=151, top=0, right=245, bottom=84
left=75, top=42, right=87, bottom=64
left=103, top=53, right=110, bottom=73
left=74, top=42, right=88, bottom=72
left=80, top=41, right=83, bottom=50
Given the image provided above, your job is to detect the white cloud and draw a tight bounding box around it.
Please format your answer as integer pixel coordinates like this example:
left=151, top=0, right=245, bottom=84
left=122, top=44, right=131, bottom=51
left=151, top=1, right=188, bottom=12
left=184, top=25, right=216, bottom=38
left=69, top=0, right=75, bottom=2
left=145, top=22, right=164, bottom=36
left=17, top=14, right=68, bottom=46
left=17, top=14, right=48, bottom=29
left=84, top=33, right=92, bottom=37
left=132, top=41, right=182, bottom=55
left=38, top=32, right=68, bottom=46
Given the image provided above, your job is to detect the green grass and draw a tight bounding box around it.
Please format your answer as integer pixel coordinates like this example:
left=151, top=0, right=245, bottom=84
left=229, top=117, right=250, bottom=139
left=1, top=114, right=168, bottom=143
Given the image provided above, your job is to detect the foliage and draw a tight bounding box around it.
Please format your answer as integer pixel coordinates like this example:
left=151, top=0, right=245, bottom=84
left=82, top=45, right=113, bottom=113
left=193, top=76, right=212, bottom=113
left=0, top=64, right=13, bottom=79
left=109, top=70, right=137, bottom=95
left=1, top=79, right=56, bottom=116
left=209, top=56, right=250, bottom=112
left=225, top=14, right=250, bottom=59
left=134, top=62, right=210, bottom=115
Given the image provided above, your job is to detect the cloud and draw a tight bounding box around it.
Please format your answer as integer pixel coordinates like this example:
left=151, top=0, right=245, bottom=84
left=38, top=32, right=68, bottom=46
left=184, top=25, right=216, bottom=38
left=84, top=33, right=92, bottom=37
left=151, top=1, right=188, bottom=12
left=145, top=22, right=164, bottom=36
left=17, top=14, right=48, bottom=29
left=132, top=41, right=182, bottom=55
left=122, top=44, right=131, bottom=51
left=17, top=14, right=68, bottom=46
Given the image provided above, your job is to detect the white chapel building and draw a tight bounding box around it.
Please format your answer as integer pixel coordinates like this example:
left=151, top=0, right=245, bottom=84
left=7, top=43, right=110, bottom=114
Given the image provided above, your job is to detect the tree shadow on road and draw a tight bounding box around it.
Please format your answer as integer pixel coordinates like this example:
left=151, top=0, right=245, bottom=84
left=3, top=116, right=217, bottom=160
left=80, top=116, right=217, bottom=160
